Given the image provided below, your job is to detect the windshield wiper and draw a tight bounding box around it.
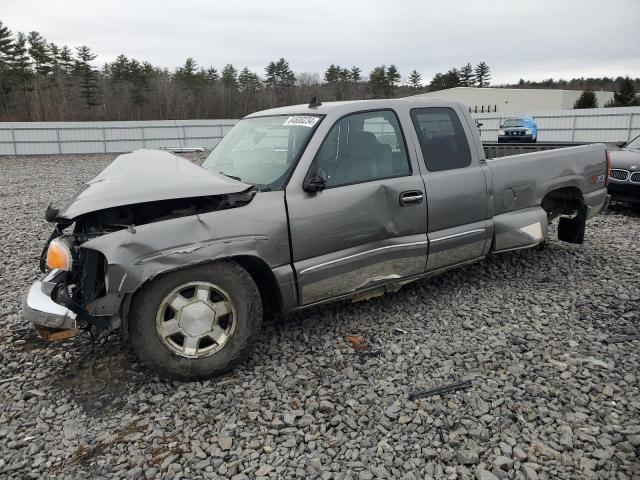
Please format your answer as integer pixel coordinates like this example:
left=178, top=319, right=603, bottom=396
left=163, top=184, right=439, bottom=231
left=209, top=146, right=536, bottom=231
left=218, top=172, right=243, bottom=182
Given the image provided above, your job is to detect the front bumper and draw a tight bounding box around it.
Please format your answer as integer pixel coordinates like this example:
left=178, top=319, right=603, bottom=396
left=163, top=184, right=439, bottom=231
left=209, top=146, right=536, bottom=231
left=498, top=134, right=534, bottom=143
left=23, top=270, right=77, bottom=330
left=608, top=181, right=640, bottom=205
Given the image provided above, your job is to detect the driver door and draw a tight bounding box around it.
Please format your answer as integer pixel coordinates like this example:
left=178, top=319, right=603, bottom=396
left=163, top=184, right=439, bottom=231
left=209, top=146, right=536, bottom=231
left=285, top=109, right=429, bottom=305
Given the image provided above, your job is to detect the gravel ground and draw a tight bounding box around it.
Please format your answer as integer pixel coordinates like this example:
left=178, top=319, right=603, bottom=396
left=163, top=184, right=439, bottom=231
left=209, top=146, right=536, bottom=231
left=1, top=153, right=639, bottom=480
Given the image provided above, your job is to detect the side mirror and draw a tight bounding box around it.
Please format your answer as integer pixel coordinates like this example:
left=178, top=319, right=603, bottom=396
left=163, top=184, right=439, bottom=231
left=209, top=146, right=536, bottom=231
left=303, top=162, right=327, bottom=193
left=616, top=141, right=627, bottom=148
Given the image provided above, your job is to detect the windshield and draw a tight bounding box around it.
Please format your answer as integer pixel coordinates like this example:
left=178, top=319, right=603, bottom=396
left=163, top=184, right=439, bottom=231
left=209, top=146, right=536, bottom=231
left=625, top=134, right=640, bottom=150
left=202, top=115, right=322, bottom=189
left=503, top=119, right=526, bottom=127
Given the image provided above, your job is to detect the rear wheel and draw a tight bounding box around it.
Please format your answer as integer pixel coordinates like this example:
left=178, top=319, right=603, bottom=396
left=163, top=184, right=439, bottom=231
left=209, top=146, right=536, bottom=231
left=129, top=261, right=262, bottom=380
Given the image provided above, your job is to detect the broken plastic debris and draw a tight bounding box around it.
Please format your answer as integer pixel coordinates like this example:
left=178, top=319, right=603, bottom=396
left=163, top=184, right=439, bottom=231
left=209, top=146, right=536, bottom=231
left=409, top=379, right=472, bottom=401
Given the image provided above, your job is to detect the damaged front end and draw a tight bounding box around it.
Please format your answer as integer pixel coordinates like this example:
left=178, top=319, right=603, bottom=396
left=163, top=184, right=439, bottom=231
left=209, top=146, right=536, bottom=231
left=27, top=191, right=257, bottom=341
left=24, top=149, right=257, bottom=341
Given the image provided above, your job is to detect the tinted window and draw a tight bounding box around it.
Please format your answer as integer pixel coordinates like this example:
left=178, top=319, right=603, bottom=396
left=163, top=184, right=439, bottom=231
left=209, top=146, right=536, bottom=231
left=315, top=110, right=410, bottom=187
left=411, top=108, right=472, bottom=172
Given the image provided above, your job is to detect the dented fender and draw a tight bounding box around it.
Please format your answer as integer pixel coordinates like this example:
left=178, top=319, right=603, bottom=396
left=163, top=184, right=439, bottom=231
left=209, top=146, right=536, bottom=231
left=81, top=191, right=293, bottom=316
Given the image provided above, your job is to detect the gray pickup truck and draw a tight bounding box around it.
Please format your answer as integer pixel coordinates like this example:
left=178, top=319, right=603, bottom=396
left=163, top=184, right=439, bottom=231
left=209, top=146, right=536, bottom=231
left=24, top=99, right=610, bottom=379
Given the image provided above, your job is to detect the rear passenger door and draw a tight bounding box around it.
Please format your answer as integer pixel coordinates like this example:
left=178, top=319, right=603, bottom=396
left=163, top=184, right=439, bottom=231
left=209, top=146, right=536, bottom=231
left=286, top=109, right=429, bottom=305
left=410, top=106, right=490, bottom=271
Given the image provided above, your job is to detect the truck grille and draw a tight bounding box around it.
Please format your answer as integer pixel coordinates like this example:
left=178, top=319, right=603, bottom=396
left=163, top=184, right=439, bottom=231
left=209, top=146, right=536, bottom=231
left=609, top=169, right=630, bottom=181
left=508, top=131, right=524, bottom=136
left=631, top=172, right=640, bottom=183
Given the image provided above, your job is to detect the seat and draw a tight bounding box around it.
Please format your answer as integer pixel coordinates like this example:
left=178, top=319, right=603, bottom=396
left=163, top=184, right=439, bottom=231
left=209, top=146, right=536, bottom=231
left=333, top=131, right=380, bottom=185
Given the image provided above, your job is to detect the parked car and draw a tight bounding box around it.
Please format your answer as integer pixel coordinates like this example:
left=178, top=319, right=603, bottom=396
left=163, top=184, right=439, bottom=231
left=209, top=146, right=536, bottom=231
left=24, top=99, right=610, bottom=379
left=608, top=134, right=640, bottom=211
left=498, top=117, right=538, bottom=143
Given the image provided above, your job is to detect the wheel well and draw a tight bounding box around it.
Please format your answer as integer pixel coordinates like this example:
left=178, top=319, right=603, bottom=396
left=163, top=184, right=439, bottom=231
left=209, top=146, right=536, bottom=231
left=231, top=255, right=282, bottom=316
left=541, top=187, right=584, bottom=221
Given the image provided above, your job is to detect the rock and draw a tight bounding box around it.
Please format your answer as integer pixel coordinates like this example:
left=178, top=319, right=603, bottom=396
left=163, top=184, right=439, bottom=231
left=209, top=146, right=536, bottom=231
left=218, top=436, right=233, bottom=451
left=318, top=400, right=334, bottom=413
left=602, top=385, right=614, bottom=397
left=255, top=465, right=273, bottom=476
left=493, top=455, right=513, bottom=471
left=513, top=447, right=528, bottom=462
left=475, top=470, right=499, bottom=480
left=522, top=465, right=539, bottom=480
left=457, top=449, right=480, bottom=465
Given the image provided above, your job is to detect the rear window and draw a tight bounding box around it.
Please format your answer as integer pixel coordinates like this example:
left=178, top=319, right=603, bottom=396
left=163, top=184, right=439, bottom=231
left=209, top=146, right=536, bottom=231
left=410, top=107, right=472, bottom=172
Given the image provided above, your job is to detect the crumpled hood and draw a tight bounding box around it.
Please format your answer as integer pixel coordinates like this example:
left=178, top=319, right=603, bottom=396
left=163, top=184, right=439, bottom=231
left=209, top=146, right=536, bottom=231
left=59, top=149, right=250, bottom=219
left=610, top=149, right=640, bottom=170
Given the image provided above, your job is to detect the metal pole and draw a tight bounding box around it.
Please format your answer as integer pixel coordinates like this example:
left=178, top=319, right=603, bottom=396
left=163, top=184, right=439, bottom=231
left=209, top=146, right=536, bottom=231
left=627, top=113, right=634, bottom=142
left=102, top=127, right=107, bottom=153
left=11, top=128, right=17, bottom=155
left=56, top=126, right=61, bottom=154
left=571, top=115, right=577, bottom=142
left=141, top=127, right=146, bottom=148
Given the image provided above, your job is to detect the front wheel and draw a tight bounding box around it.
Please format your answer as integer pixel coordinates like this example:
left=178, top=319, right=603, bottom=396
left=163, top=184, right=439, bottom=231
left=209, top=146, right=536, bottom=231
left=129, top=261, right=262, bottom=380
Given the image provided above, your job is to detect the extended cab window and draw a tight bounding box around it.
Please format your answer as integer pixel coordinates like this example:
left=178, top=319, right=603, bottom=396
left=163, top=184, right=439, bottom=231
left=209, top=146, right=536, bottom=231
left=411, top=108, right=471, bottom=172
left=315, top=110, right=410, bottom=188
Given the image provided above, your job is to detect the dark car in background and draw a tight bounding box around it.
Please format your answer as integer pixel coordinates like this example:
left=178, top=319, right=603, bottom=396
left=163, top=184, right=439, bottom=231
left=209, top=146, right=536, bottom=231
left=498, top=117, right=538, bottom=143
left=608, top=134, right=640, bottom=211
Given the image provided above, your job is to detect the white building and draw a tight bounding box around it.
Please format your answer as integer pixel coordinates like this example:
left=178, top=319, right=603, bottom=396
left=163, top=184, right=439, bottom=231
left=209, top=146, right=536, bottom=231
left=410, top=86, right=614, bottom=114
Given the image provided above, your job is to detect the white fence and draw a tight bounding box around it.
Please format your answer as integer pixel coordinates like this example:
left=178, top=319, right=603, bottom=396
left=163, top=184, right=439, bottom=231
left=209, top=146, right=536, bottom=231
left=0, top=119, right=238, bottom=156
left=1, top=106, right=640, bottom=155
left=472, top=106, right=640, bottom=143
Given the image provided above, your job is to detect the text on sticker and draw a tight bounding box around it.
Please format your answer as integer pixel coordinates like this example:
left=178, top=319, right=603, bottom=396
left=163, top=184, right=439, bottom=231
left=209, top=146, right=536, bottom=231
left=283, top=116, right=320, bottom=128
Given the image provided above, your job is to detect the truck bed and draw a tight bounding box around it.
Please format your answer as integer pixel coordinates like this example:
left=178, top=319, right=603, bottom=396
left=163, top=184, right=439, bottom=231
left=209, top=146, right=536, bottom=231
left=486, top=143, right=608, bottom=217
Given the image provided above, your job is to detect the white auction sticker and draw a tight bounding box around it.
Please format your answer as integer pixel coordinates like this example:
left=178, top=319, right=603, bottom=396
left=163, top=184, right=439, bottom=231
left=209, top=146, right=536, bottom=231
left=283, top=116, right=320, bottom=128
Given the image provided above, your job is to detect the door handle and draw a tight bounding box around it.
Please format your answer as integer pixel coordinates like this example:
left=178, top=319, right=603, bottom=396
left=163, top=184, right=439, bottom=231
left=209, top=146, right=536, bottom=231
left=399, top=190, right=424, bottom=206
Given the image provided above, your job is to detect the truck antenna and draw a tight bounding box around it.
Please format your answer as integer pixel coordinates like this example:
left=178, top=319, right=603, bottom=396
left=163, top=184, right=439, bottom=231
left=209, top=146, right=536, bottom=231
left=308, top=96, right=322, bottom=108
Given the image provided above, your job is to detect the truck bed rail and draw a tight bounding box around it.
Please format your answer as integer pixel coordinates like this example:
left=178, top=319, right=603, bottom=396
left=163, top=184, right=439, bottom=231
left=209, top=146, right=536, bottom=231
left=483, top=142, right=589, bottom=159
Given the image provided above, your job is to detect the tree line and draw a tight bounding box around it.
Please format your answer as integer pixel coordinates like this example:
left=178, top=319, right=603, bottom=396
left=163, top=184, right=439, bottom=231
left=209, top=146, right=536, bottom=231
left=0, top=19, right=638, bottom=121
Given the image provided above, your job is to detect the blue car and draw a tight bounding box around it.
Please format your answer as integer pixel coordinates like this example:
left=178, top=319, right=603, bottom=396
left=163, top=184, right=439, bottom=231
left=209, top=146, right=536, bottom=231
left=498, top=117, right=538, bottom=143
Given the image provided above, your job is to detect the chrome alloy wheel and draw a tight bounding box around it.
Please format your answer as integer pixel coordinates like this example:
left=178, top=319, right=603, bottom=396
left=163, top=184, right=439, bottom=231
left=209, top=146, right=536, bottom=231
left=155, top=281, right=237, bottom=358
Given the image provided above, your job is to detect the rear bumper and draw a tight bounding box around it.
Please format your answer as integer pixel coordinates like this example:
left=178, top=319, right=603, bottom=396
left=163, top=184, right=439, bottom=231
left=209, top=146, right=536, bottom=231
left=23, top=270, right=77, bottom=330
left=498, top=135, right=534, bottom=143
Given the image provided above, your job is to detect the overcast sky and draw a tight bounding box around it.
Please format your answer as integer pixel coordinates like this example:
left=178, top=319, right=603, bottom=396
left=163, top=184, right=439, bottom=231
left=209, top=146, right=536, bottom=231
left=3, top=0, right=639, bottom=85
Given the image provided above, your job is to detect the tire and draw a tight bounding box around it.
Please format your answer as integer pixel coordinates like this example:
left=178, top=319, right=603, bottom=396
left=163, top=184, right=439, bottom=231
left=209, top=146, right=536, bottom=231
left=129, top=261, right=262, bottom=380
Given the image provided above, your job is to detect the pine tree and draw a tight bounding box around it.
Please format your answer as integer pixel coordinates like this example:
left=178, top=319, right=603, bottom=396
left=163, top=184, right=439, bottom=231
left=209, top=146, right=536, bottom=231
left=6, top=32, right=33, bottom=118
left=607, top=76, right=640, bottom=107
left=429, top=69, right=460, bottom=91
left=0, top=20, right=13, bottom=64
left=474, top=62, right=491, bottom=87
left=177, top=57, right=198, bottom=81
left=238, top=67, right=261, bottom=94
left=574, top=87, right=598, bottom=109
left=324, top=64, right=340, bottom=83
left=349, top=66, right=361, bottom=82
left=57, top=46, right=74, bottom=75
left=74, top=45, right=100, bottom=107
left=128, top=58, right=151, bottom=106
left=0, top=20, right=14, bottom=110
left=27, top=31, right=53, bottom=76
left=408, top=70, right=422, bottom=89
left=221, top=64, right=238, bottom=89
left=386, top=65, right=401, bottom=90
left=369, top=65, right=388, bottom=98
left=265, top=58, right=295, bottom=88
left=205, top=67, right=219, bottom=86
left=459, top=63, right=475, bottom=87
left=109, top=54, right=130, bottom=84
